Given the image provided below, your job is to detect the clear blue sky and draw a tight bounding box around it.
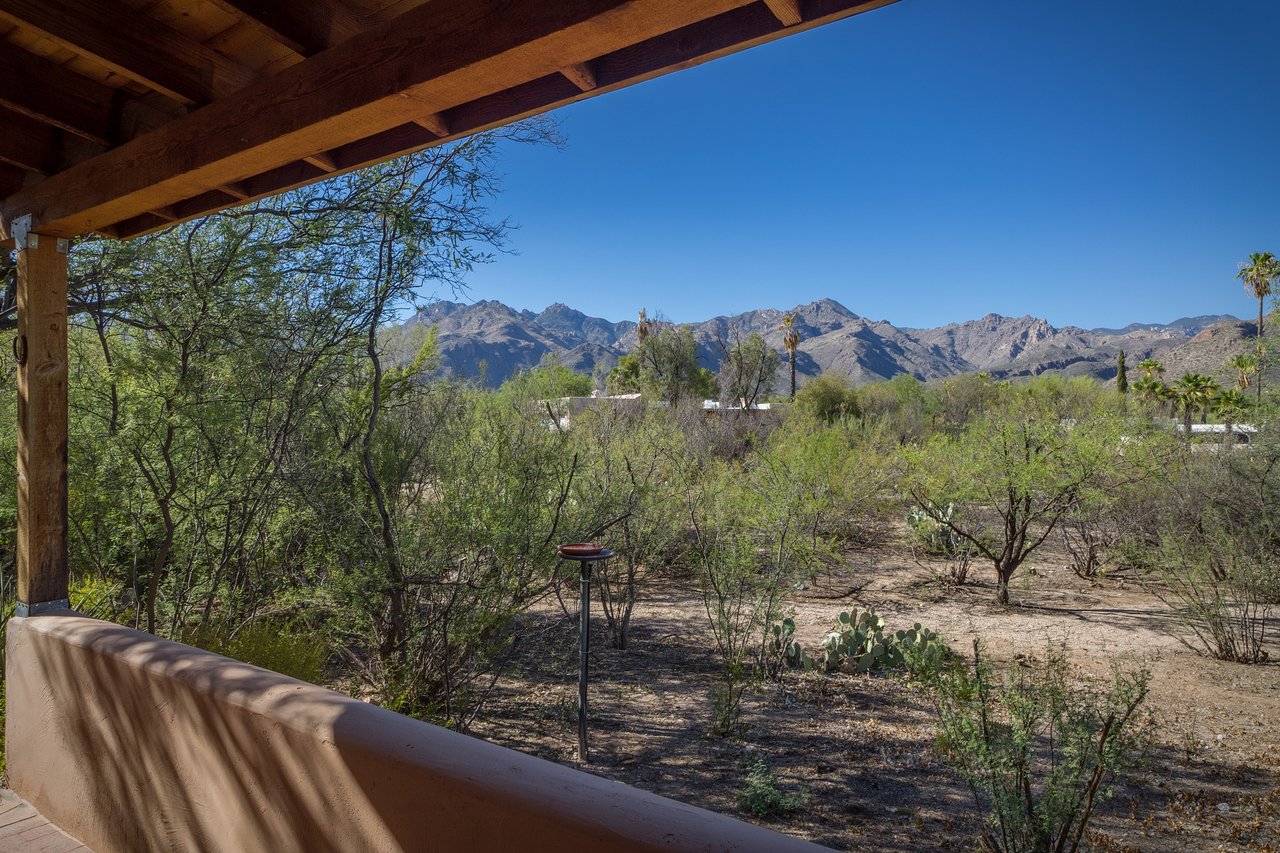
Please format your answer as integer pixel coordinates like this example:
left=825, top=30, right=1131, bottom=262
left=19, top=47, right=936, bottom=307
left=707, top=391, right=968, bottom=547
left=455, top=0, right=1280, bottom=329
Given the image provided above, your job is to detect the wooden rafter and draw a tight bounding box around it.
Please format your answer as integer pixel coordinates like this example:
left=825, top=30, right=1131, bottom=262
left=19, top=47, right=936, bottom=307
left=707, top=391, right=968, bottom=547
left=0, top=0, right=256, bottom=105
left=0, top=42, right=117, bottom=145
left=204, top=0, right=365, bottom=56
left=0, top=109, right=59, bottom=175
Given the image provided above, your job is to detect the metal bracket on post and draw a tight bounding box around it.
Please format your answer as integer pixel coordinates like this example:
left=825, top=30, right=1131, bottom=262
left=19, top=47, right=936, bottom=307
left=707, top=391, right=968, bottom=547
left=15, top=598, right=72, bottom=617
left=10, top=214, right=32, bottom=250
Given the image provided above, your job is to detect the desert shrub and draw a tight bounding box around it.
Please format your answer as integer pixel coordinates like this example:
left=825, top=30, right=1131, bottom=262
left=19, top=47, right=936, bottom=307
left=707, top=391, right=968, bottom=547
left=792, top=373, right=859, bottom=424
left=567, top=405, right=686, bottom=649
left=919, top=642, right=1151, bottom=853
left=738, top=758, right=808, bottom=819
left=768, top=421, right=900, bottom=550
left=69, top=575, right=132, bottom=623
left=1060, top=518, right=1116, bottom=580
left=689, top=448, right=825, bottom=735
left=1147, top=533, right=1275, bottom=663
left=183, top=618, right=328, bottom=683
left=1132, top=441, right=1280, bottom=663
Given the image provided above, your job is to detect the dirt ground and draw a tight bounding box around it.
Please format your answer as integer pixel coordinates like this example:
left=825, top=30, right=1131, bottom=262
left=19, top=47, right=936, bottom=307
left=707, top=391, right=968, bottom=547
left=469, top=528, right=1280, bottom=852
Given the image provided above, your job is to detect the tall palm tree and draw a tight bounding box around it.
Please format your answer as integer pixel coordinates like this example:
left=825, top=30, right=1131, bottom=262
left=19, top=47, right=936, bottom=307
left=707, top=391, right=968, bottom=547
left=636, top=308, right=651, bottom=344
left=1137, top=358, right=1165, bottom=381
left=1132, top=374, right=1164, bottom=407
left=1236, top=251, right=1280, bottom=405
left=1226, top=352, right=1258, bottom=391
left=1173, top=373, right=1219, bottom=441
left=1213, top=388, right=1249, bottom=447
left=780, top=313, right=800, bottom=399
left=1158, top=381, right=1179, bottom=419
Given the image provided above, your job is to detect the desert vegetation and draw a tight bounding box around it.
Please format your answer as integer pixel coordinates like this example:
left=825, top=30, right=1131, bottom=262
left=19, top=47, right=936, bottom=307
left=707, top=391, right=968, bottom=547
left=1, top=143, right=1277, bottom=850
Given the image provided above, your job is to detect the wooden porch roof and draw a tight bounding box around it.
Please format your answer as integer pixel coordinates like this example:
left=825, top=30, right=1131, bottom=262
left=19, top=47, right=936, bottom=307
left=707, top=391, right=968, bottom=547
left=0, top=0, right=895, bottom=245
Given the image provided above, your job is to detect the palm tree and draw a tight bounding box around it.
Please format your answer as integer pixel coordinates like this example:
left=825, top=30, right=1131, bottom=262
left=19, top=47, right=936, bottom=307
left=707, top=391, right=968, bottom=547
left=1158, top=381, right=1179, bottom=419
left=1213, top=388, right=1249, bottom=447
left=1132, top=374, right=1164, bottom=408
left=1226, top=353, right=1258, bottom=391
left=1173, top=373, right=1219, bottom=441
left=1137, top=358, right=1165, bottom=381
left=636, top=308, right=651, bottom=344
left=780, top=313, right=800, bottom=399
left=1236, top=251, right=1280, bottom=405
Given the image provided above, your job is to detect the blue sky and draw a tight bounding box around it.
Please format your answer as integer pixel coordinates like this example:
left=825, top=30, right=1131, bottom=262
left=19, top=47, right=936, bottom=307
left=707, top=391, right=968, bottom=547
left=454, top=0, right=1280, bottom=329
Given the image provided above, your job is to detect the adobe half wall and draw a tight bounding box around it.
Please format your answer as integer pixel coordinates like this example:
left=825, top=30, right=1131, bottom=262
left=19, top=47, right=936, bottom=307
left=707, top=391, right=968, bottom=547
left=6, top=613, right=826, bottom=852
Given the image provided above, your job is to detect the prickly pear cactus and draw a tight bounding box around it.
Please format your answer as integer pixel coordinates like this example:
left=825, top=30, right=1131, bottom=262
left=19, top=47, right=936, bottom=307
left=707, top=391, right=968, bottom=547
left=820, top=610, right=942, bottom=674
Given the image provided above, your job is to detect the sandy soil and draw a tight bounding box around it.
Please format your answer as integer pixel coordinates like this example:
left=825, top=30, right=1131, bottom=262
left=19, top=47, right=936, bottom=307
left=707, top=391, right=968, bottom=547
left=470, top=528, right=1280, bottom=852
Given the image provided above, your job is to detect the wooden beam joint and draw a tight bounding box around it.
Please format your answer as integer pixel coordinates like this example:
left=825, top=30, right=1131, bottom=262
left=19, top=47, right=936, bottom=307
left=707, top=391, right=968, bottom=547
left=560, top=62, right=597, bottom=91
left=763, top=0, right=803, bottom=26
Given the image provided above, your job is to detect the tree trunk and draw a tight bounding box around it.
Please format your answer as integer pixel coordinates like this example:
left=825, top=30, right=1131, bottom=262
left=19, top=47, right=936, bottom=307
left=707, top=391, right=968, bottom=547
left=1259, top=296, right=1265, bottom=407
left=995, top=572, right=1010, bottom=605
left=1223, top=414, right=1233, bottom=447
left=789, top=351, right=796, bottom=399
left=1183, top=406, right=1193, bottom=445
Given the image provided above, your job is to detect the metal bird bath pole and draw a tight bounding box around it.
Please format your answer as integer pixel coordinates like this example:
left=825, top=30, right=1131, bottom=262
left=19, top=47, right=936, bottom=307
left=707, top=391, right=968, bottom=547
left=556, top=544, right=614, bottom=764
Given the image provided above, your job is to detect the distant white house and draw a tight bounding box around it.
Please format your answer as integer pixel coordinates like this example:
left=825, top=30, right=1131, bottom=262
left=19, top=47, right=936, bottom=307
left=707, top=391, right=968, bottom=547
left=542, top=392, right=643, bottom=429
left=1175, top=423, right=1258, bottom=444
left=701, top=400, right=773, bottom=413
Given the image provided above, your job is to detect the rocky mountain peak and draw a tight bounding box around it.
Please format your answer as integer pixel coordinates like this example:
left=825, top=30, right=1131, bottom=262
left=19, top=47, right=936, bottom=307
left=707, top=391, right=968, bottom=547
left=411, top=298, right=1248, bottom=390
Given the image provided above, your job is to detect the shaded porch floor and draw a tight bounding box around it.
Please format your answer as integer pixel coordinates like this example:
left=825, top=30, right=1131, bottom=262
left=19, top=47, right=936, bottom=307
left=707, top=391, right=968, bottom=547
left=0, top=790, right=91, bottom=852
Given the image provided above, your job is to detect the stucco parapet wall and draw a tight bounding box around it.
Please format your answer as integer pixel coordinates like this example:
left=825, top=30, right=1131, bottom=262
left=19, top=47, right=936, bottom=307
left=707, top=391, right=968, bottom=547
left=6, top=614, right=827, bottom=853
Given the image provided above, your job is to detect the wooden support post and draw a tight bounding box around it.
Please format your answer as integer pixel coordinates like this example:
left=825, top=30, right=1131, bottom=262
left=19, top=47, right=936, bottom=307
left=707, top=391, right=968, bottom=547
left=14, top=226, right=69, bottom=614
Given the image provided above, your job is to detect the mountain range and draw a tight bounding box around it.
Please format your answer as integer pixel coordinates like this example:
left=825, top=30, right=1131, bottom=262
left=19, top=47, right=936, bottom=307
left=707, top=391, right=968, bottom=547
left=399, top=299, right=1250, bottom=391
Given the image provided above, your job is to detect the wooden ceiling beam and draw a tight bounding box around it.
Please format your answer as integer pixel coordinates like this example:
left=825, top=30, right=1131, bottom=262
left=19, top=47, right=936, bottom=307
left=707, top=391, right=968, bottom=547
left=0, top=43, right=116, bottom=145
left=1, top=0, right=765, bottom=237
left=7, top=0, right=897, bottom=240
left=204, top=0, right=365, bottom=56
left=0, top=0, right=256, bottom=106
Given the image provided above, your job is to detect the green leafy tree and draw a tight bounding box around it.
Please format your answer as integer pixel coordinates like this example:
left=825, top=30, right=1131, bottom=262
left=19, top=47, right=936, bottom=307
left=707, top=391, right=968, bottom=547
left=605, top=354, right=641, bottom=394
left=904, top=393, right=1143, bottom=604
left=857, top=374, right=940, bottom=445
left=500, top=355, right=593, bottom=401
left=792, top=373, right=860, bottom=424
left=636, top=324, right=716, bottom=405
left=1236, top=251, right=1279, bottom=405
left=717, top=329, right=780, bottom=410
